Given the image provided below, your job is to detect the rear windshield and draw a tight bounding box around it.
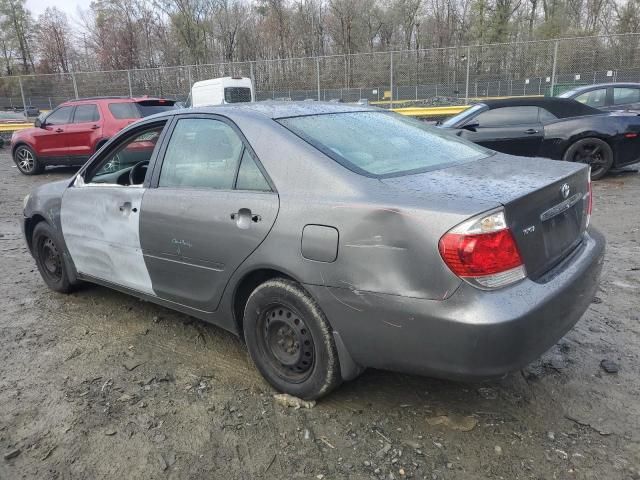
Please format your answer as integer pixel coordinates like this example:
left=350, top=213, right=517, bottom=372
left=224, top=87, right=252, bottom=103
left=109, top=101, right=175, bottom=119
left=277, top=111, right=490, bottom=177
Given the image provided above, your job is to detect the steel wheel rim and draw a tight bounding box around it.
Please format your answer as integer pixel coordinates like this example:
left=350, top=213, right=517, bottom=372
left=39, top=237, right=62, bottom=282
left=17, top=148, right=34, bottom=172
left=573, top=143, right=607, bottom=176
left=260, top=304, right=315, bottom=383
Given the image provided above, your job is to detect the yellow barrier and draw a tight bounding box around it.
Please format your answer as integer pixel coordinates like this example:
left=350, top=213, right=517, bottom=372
left=0, top=122, right=32, bottom=133
left=391, top=105, right=469, bottom=117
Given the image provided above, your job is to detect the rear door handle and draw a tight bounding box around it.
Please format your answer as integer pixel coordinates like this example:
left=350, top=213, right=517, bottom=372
left=91, top=125, right=100, bottom=130
left=524, top=128, right=539, bottom=134
left=55, top=128, right=64, bottom=133
left=230, top=209, right=261, bottom=229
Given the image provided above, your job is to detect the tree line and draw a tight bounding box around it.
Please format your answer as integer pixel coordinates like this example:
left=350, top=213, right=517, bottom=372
left=0, top=0, right=638, bottom=76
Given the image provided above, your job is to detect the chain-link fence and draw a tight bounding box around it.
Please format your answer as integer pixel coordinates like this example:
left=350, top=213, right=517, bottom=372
left=2, top=33, right=640, bottom=112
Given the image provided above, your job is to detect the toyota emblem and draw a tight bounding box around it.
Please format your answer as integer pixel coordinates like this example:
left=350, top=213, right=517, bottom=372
left=560, top=183, right=570, bottom=199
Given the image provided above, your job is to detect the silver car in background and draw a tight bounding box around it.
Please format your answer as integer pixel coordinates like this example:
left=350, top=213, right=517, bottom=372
left=22, top=102, right=605, bottom=399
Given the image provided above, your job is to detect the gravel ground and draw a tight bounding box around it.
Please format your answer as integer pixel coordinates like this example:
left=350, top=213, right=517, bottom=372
left=0, top=150, right=639, bottom=480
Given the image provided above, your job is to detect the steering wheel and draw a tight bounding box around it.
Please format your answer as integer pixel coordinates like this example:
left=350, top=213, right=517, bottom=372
left=129, top=160, right=149, bottom=185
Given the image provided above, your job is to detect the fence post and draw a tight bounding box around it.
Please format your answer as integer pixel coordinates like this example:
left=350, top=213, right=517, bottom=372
left=249, top=62, right=255, bottom=101
left=18, top=76, right=27, bottom=117
left=71, top=72, right=79, bottom=99
left=464, top=45, right=471, bottom=104
left=550, top=40, right=559, bottom=95
left=127, top=70, right=133, bottom=97
left=389, top=51, right=394, bottom=109
left=316, top=57, right=321, bottom=101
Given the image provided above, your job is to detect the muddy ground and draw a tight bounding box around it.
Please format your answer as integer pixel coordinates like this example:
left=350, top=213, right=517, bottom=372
left=0, top=150, right=639, bottom=480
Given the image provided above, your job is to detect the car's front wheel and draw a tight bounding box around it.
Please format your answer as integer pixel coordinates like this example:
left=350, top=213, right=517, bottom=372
left=13, top=145, right=43, bottom=175
left=32, top=222, right=73, bottom=293
left=563, top=137, right=613, bottom=180
left=243, top=278, right=342, bottom=399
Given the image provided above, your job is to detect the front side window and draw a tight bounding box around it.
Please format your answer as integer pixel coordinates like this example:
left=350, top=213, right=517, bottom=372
left=473, top=106, right=540, bottom=127
left=278, top=111, right=489, bottom=177
left=89, top=124, right=165, bottom=184
left=73, top=104, right=100, bottom=123
left=159, top=118, right=244, bottom=189
left=45, top=106, right=73, bottom=125
left=575, top=89, right=607, bottom=107
left=613, top=87, right=640, bottom=105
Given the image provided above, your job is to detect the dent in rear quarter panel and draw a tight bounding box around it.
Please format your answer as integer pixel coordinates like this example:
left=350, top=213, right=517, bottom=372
left=221, top=110, right=501, bottom=302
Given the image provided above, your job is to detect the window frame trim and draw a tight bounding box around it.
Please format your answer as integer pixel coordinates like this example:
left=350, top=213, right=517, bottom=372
left=148, top=113, right=276, bottom=193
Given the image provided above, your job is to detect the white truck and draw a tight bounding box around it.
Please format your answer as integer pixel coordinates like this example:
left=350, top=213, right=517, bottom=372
left=189, top=76, right=254, bottom=107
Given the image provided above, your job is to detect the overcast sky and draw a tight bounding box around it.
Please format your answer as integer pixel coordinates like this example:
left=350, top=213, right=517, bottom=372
left=26, top=0, right=86, bottom=20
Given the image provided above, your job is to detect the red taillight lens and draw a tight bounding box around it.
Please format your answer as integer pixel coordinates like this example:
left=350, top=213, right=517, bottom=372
left=439, top=229, right=523, bottom=277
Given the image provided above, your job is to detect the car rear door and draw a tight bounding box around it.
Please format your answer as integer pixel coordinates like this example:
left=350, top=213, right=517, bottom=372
left=139, top=115, right=279, bottom=312
left=459, top=106, right=544, bottom=156
left=64, top=103, right=102, bottom=160
left=60, top=121, right=169, bottom=294
left=33, top=105, right=75, bottom=158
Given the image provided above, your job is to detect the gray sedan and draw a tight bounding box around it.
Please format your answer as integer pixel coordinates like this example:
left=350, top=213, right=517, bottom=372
left=22, top=102, right=605, bottom=399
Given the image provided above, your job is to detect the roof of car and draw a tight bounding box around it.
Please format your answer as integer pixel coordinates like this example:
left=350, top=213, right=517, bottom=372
left=61, top=96, right=173, bottom=106
left=480, top=96, right=602, bottom=118
left=183, top=101, right=378, bottom=119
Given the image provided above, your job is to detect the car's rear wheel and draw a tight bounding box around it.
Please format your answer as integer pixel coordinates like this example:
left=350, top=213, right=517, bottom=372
left=32, top=222, right=72, bottom=293
left=13, top=145, right=43, bottom=175
left=563, top=137, right=613, bottom=180
left=243, top=278, right=342, bottom=399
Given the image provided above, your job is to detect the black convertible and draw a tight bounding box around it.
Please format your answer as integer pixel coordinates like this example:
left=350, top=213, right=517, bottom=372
left=439, top=97, right=640, bottom=179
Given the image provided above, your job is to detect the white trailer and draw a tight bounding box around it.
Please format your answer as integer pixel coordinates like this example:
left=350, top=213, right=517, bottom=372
left=190, top=77, right=254, bottom=107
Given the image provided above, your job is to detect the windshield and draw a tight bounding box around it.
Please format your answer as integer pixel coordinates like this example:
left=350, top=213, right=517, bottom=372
left=440, top=104, right=485, bottom=127
left=277, top=111, right=490, bottom=177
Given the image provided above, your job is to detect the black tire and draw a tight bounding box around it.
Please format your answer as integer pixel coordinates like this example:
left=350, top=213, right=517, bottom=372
left=562, top=137, right=613, bottom=180
left=32, top=222, right=73, bottom=293
left=13, top=144, right=44, bottom=175
left=243, top=278, right=342, bottom=400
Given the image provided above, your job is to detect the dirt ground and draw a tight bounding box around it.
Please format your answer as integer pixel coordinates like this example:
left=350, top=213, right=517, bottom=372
left=0, top=150, right=639, bottom=480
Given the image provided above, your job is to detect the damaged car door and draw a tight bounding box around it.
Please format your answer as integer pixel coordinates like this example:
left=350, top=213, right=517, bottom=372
left=60, top=121, right=168, bottom=294
left=139, top=116, right=279, bottom=311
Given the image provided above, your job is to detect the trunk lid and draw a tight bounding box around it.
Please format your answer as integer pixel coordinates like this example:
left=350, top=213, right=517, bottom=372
left=381, top=153, right=590, bottom=279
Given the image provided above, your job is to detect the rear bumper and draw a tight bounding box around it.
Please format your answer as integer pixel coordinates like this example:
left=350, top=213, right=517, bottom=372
left=306, top=228, right=605, bottom=380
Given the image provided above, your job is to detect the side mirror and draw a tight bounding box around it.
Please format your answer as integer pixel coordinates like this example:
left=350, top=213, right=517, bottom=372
left=34, top=118, right=43, bottom=128
left=462, top=121, right=479, bottom=132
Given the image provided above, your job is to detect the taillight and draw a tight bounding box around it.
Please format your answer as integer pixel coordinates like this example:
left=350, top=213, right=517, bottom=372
left=585, top=172, right=592, bottom=228
left=438, top=209, right=526, bottom=289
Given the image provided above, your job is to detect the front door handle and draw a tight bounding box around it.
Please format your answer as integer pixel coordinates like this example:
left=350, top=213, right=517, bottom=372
left=118, top=202, right=137, bottom=214
left=524, top=128, right=539, bottom=134
left=55, top=128, right=64, bottom=133
left=91, top=124, right=100, bottom=130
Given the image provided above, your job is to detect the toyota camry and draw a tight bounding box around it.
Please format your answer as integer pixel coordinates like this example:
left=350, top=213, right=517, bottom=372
left=22, top=102, right=605, bottom=399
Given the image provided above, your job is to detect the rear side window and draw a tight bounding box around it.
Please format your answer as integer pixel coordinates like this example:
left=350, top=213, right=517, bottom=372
left=73, top=104, right=100, bottom=123
left=613, top=87, right=640, bottom=105
left=538, top=107, right=557, bottom=123
left=236, top=150, right=270, bottom=191
left=45, top=106, right=73, bottom=125
left=575, top=88, right=607, bottom=107
left=159, top=118, right=244, bottom=189
left=224, top=87, right=252, bottom=103
left=109, top=103, right=140, bottom=119
left=474, top=106, right=539, bottom=127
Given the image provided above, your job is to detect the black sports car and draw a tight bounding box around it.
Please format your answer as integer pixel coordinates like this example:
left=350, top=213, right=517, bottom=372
left=439, top=97, right=640, bottom=179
